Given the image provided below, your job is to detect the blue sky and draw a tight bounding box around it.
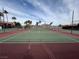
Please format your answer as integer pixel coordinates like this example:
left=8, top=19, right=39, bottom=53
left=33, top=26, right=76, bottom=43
left=0, top=0, right=79, bottom=25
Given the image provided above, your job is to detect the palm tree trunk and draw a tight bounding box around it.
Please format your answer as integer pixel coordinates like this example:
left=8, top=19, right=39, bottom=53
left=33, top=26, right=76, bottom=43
left=6, top=14, right=8, bottom=28
left=0, top=16, right=1, bottom=21
left=6, top=14, right=8, bottom=23
left=3, top=15, right=5, bottom=32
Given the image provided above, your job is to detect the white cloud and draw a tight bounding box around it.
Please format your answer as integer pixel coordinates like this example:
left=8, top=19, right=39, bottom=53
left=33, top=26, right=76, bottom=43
left=1, top=0, right=79, bottom=25
left=5, top=7, right=26, bottom=16
left=26, top=0, right=57, bottom=21
left=63, top=0, right=79, bottom=21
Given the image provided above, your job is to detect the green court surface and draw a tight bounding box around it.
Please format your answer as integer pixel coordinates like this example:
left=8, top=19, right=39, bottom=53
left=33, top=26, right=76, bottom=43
left=0, top=28, right=79, bottom=43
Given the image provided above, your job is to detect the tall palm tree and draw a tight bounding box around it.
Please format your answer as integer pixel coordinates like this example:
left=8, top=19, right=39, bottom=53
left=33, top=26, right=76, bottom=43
left=0, top=12, right=2, bottom=21
left=0, top=12, right=4, bottom=21
left=3, top=10, right=8, bottom=23
left=0, top=11, right=5, bottom=32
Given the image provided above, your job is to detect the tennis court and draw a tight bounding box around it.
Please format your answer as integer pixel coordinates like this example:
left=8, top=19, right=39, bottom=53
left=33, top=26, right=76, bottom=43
left=0, top=28, right=79, bottom=59
left=0, top=28, right=79, bottom=43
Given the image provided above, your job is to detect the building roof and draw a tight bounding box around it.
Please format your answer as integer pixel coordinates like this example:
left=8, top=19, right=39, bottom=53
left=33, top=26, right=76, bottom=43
left=0, top=21, right=15, bottom=26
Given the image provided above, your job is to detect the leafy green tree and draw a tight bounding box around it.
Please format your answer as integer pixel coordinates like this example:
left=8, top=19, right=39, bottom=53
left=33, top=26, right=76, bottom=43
left=14, top=22, right=22, bottom=28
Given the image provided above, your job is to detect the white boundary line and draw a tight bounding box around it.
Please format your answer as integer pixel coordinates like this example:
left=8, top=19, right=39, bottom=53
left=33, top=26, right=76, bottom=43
left=0, top=41, right=79, bottom=43
left=1, top=36, right=16, bottom=42
left=0, top=31, right=26, bottom=42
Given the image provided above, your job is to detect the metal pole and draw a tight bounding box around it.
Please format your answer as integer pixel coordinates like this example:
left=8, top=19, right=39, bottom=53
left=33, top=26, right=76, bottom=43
left=71, top=10, right=74, bottom=34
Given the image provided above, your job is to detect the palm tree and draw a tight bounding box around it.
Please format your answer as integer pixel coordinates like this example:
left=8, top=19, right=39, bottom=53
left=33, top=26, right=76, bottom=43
left=0, top=11, right=5, bottom=32
left=49, top=22, right=53, bottom=26
left=24, top=20, right=32, bottom=25
left=38, top=20, right=41, bottom=23
left=36, top=20, right=41, bottom=26
left=0, top=12, right=4, bottom=21
left=0, top=12, right=1, bottom=21
left=12, top=17, right=16, bottom=22
left=3, top=10, right=8, bottom=23
left=24, top=20, right=32, bottom=29
left=36, top=22, right=39, bottom=26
